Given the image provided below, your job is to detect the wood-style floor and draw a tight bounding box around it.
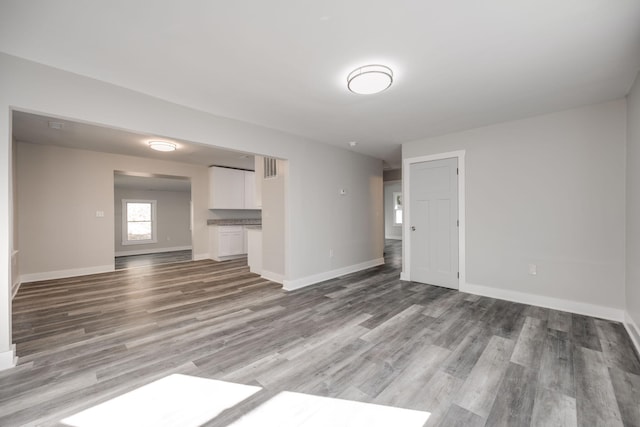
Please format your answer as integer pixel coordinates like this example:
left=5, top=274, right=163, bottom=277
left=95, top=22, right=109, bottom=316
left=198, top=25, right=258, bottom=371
left=3, top=240, right=640, bottom=426
left=115, top=249, right=193, bottom=270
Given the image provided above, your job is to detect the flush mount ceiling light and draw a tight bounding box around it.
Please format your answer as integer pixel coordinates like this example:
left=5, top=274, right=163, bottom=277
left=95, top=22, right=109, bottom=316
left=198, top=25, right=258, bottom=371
left=347, top=64, right=393, bottom=95
left=148, top=141, right=176, bottom=152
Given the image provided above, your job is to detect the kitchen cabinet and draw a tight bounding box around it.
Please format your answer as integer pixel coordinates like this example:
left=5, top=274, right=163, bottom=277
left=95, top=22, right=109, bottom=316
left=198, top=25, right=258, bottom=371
left=209, top=166, right=260, bottom=210
left=209, top=225, right=245, bottom=260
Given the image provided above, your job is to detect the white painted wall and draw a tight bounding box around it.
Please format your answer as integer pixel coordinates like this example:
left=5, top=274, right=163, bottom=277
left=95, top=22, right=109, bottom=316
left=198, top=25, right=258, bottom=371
left=0, top=53, right=383, bottom=366
left=403, top=100, right=627, bottom=315
left=114, top=187, right=192, bottom=256
left=626, top=72, right=640, bottom=345
left=16, top=142, right=209, bottom=279
left=261, top=159, right=287, bottom=282
left=384, top=182, right=402, bottom=240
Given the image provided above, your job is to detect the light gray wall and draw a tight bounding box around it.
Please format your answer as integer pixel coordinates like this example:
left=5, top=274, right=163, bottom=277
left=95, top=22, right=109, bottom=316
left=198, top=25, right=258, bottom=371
left=16, top=142, right=209, bottom=277
left=626, top=72, right=640, bottom=338
left=0, top=53, right=383, bottom=359
left=114, top=188, right=192, bottom=255
left=403, top=100, right=626, bottom=311
left=384, top=181, right=402, bottom=240
left=262, top=159, right=287, bottom=278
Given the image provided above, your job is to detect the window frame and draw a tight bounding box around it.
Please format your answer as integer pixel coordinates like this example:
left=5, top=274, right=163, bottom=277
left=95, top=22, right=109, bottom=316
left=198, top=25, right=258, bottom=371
left=121, top=199, right=158, bottom=245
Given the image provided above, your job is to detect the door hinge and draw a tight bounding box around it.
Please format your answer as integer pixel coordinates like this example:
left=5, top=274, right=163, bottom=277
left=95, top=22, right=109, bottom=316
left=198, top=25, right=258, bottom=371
left=457, top=219, right=459, bottom=227
left=456, top=168, right=459, bottom=175
left=457, top=272, right=460, bottom=278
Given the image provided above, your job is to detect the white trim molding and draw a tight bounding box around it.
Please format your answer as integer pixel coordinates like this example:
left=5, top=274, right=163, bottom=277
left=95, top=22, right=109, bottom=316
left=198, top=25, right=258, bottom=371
left=462, top=281, right=625, bottom=322
left=0, top=344, right=17, bottom=371
left=20, top=265, right=115, bottom=284
left=115, top=246, right=192, bottom=257
left=402, top=150, right=466, bottom=289
left=624, top=312, right=640, bottom=357
left=282, top=258, right=385, bottom=291
left=262, top=270, right=285, bottom=285
left=193, top=252, right=210, bottom=261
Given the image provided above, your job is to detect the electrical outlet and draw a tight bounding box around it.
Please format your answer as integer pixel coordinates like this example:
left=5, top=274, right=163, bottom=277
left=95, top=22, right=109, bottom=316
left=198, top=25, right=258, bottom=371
left=528, top=263, right=537, bottom=276
left=95, top=210, right=104, bottom=218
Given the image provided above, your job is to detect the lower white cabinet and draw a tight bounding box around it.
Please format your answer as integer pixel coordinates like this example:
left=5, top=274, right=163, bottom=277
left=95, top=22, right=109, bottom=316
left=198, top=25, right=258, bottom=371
left=209, top=225, right=246, bottom=261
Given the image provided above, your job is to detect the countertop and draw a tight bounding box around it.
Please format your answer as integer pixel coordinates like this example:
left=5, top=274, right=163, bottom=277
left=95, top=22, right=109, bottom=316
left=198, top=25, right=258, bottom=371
left=207, top=219, right=262, bottom=226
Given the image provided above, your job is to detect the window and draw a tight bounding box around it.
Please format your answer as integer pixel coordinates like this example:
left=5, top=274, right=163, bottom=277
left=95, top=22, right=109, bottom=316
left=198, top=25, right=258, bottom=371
left=122, top=199, right=157, bottom=245
left=393, top=192, right=402, bottom=226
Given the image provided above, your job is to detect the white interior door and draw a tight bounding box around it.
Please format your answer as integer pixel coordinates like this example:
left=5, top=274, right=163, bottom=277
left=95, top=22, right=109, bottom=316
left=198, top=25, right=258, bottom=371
left=409, top=158, right=458, bottom=289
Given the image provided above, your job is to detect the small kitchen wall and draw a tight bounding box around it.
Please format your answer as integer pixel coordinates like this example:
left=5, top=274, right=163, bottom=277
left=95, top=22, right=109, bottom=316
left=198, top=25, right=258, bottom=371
left=114, top=186, right=192, bottom=256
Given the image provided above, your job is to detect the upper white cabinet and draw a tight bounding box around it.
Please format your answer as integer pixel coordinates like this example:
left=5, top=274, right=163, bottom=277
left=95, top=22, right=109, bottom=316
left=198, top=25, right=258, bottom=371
left=209, top=166, right=260, bottom=210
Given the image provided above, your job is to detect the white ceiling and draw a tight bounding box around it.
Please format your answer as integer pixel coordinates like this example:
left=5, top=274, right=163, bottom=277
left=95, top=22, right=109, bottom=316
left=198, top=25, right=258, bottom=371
left=2, top=0, right=640, bottom=168
left=12, top=111, right=256, bottom=169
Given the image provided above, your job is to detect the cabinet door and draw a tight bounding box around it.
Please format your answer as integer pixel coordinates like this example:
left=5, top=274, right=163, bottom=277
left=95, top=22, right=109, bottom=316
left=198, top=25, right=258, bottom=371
left=244, top=171, right=257, bottom=210
left=229, top=231, right=244, bottom=255
left=209, top=167, right=245, bottom=209
left=218, top=228, right=244, bottom=256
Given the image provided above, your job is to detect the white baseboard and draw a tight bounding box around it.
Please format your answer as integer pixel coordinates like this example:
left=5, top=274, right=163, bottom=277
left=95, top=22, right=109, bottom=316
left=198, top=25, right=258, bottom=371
left=193, top=253, right=210, bottom=261
left=385, top=236, right=402, bottom=240
left=115, top=246, right=192, bottom=257
left=461, top=282, right=624, bottom=322
left=0, top=345, right=17, bottom=371
left=624, top=312, right=640, bottom=357
left=399, top=271, right=410, bottom=281
left=20, top=265, right=115, bottom=284
left=283, top=258, right=385, bottom=291
left=262, top=270, right=284, bottom=285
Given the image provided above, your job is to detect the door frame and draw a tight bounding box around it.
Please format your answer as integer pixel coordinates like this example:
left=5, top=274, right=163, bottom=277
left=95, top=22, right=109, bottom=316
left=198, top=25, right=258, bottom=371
left=401, top=150, right=466, bottom=290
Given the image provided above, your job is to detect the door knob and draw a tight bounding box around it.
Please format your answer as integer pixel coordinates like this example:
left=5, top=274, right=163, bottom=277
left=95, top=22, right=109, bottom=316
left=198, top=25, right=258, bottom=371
left=411, top=226, right=416, bottom=231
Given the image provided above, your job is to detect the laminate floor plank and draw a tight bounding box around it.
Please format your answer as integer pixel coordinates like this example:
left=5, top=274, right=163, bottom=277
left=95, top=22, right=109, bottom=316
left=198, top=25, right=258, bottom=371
left=530, top=387, right=577, bottom=427
left=2, top=239, right=639, bottom=426
left=453, top=335, right=515, bottom=418
left=537, top=328, right=576, bottom=397
left=485, top=362, right=537, bottom=426
left=574, top=346, right=623, bottom=426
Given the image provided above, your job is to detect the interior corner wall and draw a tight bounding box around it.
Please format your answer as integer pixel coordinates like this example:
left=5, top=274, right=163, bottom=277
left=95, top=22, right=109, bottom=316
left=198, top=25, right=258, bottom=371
left=17, top=142, right=209, bottom=279
left=626, top=72, right=640, bottom=340
left=384, top=182, right=402, bottom=240
left=114, top=188, right=192, bottom=256
left=403, top=100, right=627, bottom=314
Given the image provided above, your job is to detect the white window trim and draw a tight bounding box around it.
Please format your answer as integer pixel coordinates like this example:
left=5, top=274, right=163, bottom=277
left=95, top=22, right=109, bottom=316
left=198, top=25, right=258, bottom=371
left=122, top=199, right=158, bottom=245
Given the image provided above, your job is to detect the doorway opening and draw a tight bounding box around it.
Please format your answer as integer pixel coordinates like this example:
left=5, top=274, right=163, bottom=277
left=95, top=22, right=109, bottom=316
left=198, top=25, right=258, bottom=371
left=114, top=172, right=193, bottom=270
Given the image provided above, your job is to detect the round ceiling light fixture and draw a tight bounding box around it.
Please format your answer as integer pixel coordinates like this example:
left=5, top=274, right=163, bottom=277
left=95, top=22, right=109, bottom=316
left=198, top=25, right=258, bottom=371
left=347, top=64, right=393, bottom=95
left=148, top=141, right=176, bottom=152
